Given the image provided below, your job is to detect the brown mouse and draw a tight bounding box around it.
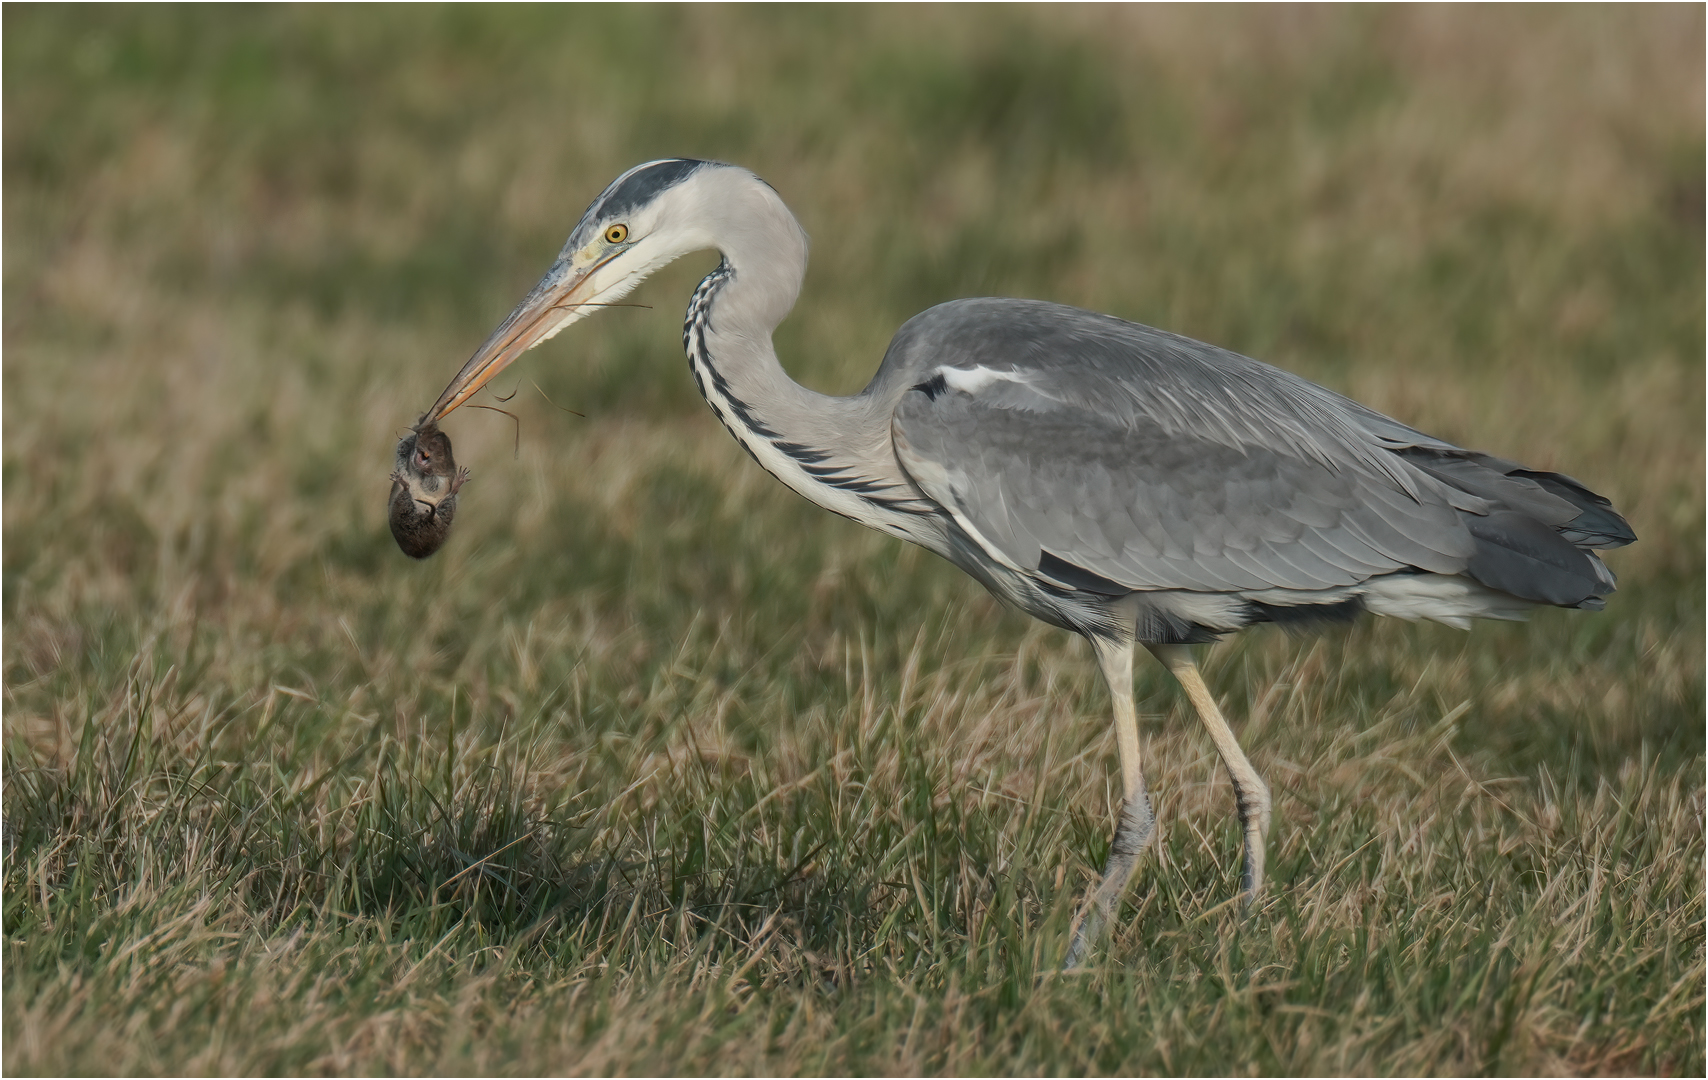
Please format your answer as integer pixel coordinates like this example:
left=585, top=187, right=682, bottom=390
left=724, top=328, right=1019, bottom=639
left=388, top=420, right=469, bottom=559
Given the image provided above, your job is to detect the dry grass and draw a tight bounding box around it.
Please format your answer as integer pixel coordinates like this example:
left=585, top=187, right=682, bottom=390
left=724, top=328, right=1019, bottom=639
left=4, top=5, right=1703, bottom=1076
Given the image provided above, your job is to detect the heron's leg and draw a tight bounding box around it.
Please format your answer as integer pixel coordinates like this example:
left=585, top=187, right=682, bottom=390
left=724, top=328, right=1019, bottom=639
left=1148, top=643, right=1271, bottom=900
left=1064, top=633, right=1156, bottom=968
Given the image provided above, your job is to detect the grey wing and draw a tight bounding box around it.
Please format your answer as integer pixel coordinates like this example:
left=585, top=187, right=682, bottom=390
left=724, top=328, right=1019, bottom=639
left=892, top=374, right=1477, bottom=598
left=877, top=298, right=1624, bottom=610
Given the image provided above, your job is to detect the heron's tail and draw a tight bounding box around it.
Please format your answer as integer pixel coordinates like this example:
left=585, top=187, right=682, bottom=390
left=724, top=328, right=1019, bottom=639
left=1399, top=450, right=1635, bottom=610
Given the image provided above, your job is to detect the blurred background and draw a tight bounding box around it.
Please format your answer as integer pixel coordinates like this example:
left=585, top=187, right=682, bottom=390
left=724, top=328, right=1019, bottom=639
left=3, top=6, right=1702, bottom=1073
left=6, top=5, right=1700, bottom=615
left=6, top=3, right=1700, bottom=762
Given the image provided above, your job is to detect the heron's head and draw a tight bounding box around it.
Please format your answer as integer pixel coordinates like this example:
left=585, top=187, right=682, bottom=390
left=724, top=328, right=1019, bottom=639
left=426, top=159, right=801, bottom=421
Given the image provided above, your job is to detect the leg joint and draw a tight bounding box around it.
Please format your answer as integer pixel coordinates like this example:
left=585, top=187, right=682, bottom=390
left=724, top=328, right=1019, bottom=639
left=1109, top=795, right=1156, bottom=858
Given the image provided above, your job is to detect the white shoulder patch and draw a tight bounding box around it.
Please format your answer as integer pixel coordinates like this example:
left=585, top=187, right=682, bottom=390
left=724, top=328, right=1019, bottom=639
left=938, top=365, right=1031, bottom=395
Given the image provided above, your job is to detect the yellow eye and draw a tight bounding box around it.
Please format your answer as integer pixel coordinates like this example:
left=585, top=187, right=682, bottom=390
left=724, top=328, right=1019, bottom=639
left=605, top=224, right=629, bottom=244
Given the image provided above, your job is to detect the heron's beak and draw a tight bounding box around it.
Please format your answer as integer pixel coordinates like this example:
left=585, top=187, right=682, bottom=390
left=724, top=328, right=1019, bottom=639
left=424, top=256, right=611, bottom=423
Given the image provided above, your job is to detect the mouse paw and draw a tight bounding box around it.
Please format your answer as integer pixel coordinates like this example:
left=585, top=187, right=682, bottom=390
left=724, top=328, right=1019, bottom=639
left=450, top=466, right=471, bottom=493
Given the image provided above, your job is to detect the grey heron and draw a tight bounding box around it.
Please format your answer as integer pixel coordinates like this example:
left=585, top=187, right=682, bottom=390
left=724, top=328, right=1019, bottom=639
left=422, top=159, right=1634, bottom=964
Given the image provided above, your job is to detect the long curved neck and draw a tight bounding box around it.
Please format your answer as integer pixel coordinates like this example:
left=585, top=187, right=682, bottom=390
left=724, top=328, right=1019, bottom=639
left=682, top=243, right=835, bottom=455
left=679, top=191, right=932, bottom=534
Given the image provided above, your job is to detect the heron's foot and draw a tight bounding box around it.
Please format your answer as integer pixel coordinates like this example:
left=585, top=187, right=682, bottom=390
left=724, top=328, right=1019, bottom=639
left=1064, top=866, right=1125, bottom=969
left=1063, top=791, right=1155, bottom=969
left=1063, top=910, right=1101, bottom=971
left=1236, top=794, right=1272, bottom=906
left=1239, top=834, right=1265, bottom=904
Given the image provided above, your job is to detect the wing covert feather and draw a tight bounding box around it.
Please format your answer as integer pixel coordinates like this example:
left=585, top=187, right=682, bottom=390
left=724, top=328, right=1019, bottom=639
left=871, top=299, right=1627, bottom=609
left=891, top=367, right=1473, bottom=596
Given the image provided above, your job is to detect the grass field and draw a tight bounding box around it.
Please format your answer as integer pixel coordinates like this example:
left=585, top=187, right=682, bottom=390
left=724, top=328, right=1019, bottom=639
left=3, top=6, right=1702, bottom=1075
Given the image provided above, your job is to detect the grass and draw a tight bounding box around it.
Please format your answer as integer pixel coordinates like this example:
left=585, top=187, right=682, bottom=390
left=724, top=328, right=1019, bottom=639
left=4, top=5, right=1702, bottom=1075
